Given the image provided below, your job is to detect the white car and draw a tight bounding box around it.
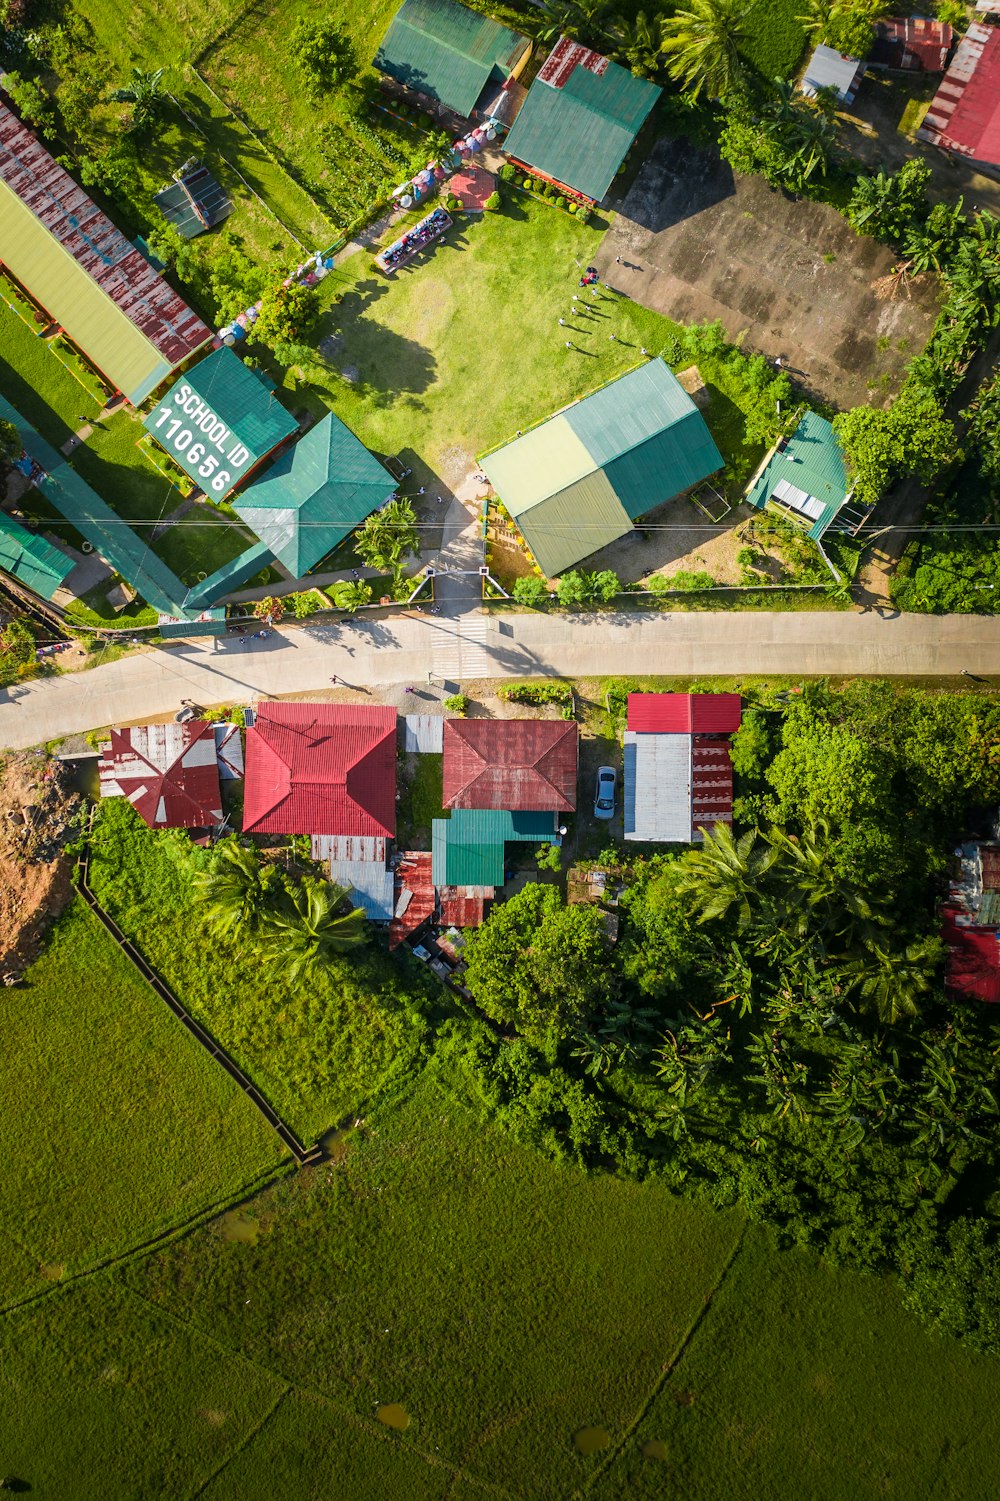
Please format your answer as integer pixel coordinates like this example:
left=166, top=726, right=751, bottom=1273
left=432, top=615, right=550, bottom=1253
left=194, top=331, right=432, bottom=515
left=594, top=766, right=616, bottom=819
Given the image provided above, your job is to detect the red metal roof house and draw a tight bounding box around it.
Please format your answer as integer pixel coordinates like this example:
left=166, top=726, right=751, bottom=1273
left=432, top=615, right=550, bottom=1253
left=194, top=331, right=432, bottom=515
left=626, top=692, right=742, bottom=735
left=98, top=721, right=223, bottom=828
left=918, top=21, right=1000, bottom=170
left=243, top=702, right=396, bottom=836
left=868, top=17, right=953, bottom=72
left=942, top=838, right=1000, bottom=1002
left=442, top=719, right=578, bottom=812
left=624, top=693, right=741, bottom=843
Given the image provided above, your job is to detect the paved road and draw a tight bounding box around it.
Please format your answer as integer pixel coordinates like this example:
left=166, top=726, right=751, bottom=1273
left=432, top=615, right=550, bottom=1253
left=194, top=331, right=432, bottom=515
left=4, top=608, right=1000, bottom=751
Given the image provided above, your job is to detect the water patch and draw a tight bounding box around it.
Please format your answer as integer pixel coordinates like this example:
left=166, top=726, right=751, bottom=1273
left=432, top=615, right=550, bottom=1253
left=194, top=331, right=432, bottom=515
left=641, top=1439, right=669, bottom=1461
left=376, top=1403, right=411, bottom=1431
left=574, top=1427, right=610, bottom=1456
left=219, top=1210, right=260, bottom=1244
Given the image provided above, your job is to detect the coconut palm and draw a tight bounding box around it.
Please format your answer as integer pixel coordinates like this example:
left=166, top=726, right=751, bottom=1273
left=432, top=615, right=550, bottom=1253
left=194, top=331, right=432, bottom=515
left=673, top=823, right=778, bottom=929
left=195, top=841, right=282, bottom=939
left=837, top=933, right=942, bottom=1027
left=260, top=876, right=367, bottom=982
left=110, top=67, right=167, bottom=130
left=331, top=579, right=373, bottom=613
left=660, top=0, right=748, bottom=102
left=609, top=11, right=663, bottom=77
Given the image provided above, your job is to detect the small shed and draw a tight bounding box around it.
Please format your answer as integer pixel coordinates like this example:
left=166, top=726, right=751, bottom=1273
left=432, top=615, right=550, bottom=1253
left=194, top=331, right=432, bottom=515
left=744, top=411, right=852, bottom=541
left=800, top=44, right=867, bottom=104
left=154, top=161, right=232, bottom=239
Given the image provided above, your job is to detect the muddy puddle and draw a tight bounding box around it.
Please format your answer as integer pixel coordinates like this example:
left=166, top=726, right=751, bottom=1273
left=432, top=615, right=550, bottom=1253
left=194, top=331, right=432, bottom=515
left=574, top=1426, right=610, bottom=1455
left=376, top=1403, right=411, bottom=1431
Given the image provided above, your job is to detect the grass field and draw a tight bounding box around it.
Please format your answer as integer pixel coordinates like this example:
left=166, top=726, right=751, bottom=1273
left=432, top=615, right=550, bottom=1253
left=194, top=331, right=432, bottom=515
left=290, top=197, right=766, bottom=496
left=88, top=799, right=434, bottom=1140
left=0, top=900, right=285, bottom=1310
left=397, top=751, right=446, bottom=848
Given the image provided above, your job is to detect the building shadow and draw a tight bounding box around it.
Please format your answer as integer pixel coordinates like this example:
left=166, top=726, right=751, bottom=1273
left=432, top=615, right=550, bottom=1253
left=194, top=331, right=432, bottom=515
left=616, top=137, right=737, bottom=236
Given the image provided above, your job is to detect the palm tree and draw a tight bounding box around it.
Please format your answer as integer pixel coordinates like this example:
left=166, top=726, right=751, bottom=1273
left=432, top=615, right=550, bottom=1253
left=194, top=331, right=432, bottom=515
left=673, top=823, right=777, bottom=929
left=110, top=67, right=167, bottom=130
left=331, top=579, right=373, bottom=613
left=260, top=876, right=367, bottom=982
left=609, top=11, right=663, bottom=78
left=762, top=81, right=836, bottom=188
left=660, top=0, right=748, bottom=102
left=837, top=934, right=942, bottom=1027
left=195, top=841, right=281, bottom=939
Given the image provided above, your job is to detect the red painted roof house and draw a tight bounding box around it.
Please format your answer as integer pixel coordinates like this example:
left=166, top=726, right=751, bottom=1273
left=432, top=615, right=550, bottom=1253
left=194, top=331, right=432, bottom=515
left=99, top=721, right=222, bottom=828
left=869, top=17, right=953, bottom=72
left=243, top=702, right=396, bottom=836
left=626, top=692, right=742, bottom=735
left=442, top=719, right=578, bottom=812
left=918, top=21, right=1000, bottom=169
left=942, top=839, right=1000, bottom=1002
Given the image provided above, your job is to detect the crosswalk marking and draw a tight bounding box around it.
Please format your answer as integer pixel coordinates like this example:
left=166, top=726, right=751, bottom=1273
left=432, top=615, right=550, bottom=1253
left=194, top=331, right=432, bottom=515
left=431, top=614, right=492, bottom=680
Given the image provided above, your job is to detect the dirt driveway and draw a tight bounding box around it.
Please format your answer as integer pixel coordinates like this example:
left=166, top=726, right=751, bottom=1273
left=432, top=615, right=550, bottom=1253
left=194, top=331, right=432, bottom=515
left=596, top=138, right=939, bottom=410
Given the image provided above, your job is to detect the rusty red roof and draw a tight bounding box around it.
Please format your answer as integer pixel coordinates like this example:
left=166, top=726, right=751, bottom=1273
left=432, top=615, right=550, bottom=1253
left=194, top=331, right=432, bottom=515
left=103, top=721, right=222, bottom=828
left=0, top=102, right=210, bottom=376
left=442, top=719, right=578, bottom=811
left=627, top=693, right=742, bottom=735
left=691, top=736, right=734, bottom=839
left=981, top=847, right=1000, bottom=891
left=243, top=702, right=396, bottom=836
left=389, top=852, right=436, bottom=949
left=918, top=22, right=1000, bottom=167
left=869, top=17, right=952, bottom=72
left=943, top=903, right=1000, bottom=1002
left=438, top=887, right=489, bottom=928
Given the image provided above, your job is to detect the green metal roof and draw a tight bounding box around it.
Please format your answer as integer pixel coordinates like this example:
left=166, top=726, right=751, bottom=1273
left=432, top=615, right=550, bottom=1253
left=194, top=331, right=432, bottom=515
left=0, top=511, right=73, bottom=599
left=234, top=413, right=396, bottom=577
left=745, top=410, right=851, bottom=542
left=481, top=360, right=722, bottom=577
left=504, top=47, right=660, bottom=201
left=375, top=0, right=530, bottom=116
left=430, top=807, right=555, bottom=885
left=0, top=394, right=63, bottom=473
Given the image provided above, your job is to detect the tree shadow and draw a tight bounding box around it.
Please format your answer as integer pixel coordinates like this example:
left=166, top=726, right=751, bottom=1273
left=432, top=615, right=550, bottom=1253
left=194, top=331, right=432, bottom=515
left=318, top=284, right=438, bottom=400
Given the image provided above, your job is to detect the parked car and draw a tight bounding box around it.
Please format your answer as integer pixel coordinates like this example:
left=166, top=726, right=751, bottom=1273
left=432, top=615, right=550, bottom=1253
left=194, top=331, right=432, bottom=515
left=594, top=765, right=616, bottom=819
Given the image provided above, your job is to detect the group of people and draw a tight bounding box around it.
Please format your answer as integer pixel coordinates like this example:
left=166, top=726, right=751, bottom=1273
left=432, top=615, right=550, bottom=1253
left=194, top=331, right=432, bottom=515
left=579, top=265, right=600, bottom=288
left=378, top=208, right=451, bottom=271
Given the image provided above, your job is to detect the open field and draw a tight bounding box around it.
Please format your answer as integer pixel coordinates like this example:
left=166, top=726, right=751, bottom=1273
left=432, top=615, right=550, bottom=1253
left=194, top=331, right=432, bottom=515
left=88, top=799, right=433, bottom=1141
left=0, top=900, right=285, bottom=1309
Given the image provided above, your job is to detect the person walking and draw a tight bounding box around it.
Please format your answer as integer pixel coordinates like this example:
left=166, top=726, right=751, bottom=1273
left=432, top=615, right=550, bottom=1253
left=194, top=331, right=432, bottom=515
left=565, top=340, right=573, bottom=350
left=558, top=317, right=566, bottom=326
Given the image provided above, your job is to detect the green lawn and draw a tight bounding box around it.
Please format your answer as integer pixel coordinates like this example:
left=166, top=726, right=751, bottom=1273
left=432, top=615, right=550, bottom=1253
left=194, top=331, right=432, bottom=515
left=125, top=1076, right=745, bottom=1497
left=397, top=750, right=445, bottom=848
left=590, top=1225, right=1000, bottom=1499
left=88, top=799, right=434, bottom=1140
left=0, top=1278, right=290, bottom=1500
left=0, top=900, right=286, bottom=1309
left=289, top=197, right=764, bottom=495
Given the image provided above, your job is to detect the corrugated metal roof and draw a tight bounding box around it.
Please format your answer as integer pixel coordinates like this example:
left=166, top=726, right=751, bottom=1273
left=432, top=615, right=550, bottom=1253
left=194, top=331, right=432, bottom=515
left=943, top=902, right=1000, bottom=1002
left=438, top=887, right=489, bottom=927
left=800, top=45, right=866, bottom=103
left=326, top=857, right=395, bottom=921
left=212, top=723, right=245, bottom=779
left=0, top=512, right=73, bottom=599
left=243, top=702, right=397, bottom=836
left=153, top=163, right=232, bottom=240
left=389, top=851, right=436, bottom=949
left=234, top=413, right=395, bottom=576
left=403, top=714, right=445, bottom=753
left=623, top=731, right=691, bottom=842
left=0, top=104, right=210, bottom=402
left=503, top=41, right=660, bottom=200
left=745, top=411, right=851, bottom=542
left=0, top=393, right=63, bottom=472
left=627, top=692, right=742, bottom=734
left=481, top=362, right=721, bottom=577
left=375, top=0, right=530, bottom=116
left=102, top=721, right=222, bottom=827
left=691, top=736, right=733, bottom=839
left=917, top=21, right=1000, bottom=165
left=431, top=815, right=506, bottom=886
left=443, top=719, right=578, bottom=811
left=311, top=835, right=386, bottom=863
left=869, top=17, right=952, bottom=72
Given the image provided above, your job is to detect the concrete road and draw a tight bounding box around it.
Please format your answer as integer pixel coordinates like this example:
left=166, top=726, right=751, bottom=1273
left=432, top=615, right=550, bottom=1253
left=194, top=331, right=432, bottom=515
left=4, top=608, right=1000, bottom=751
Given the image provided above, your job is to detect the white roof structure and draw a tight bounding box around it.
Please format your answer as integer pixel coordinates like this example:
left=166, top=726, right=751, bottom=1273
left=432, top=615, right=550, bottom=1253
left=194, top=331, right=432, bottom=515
left=800, top=44, right=867, bottom=103
left=403, top=714, right=445, bottom=753
left=623, top=732, right=691, bottom=842
left=212, top=722, right=245, bottom=780
left=310, top=834, right=393, bottom=921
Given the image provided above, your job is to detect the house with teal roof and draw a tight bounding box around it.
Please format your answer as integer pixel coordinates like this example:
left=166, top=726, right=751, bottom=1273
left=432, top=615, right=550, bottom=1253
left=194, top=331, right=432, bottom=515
left=375, top=0, right=531, bottom=118
left=234, top=413, right=397, bottom=578
left=744, top=411, right=854, bottom=542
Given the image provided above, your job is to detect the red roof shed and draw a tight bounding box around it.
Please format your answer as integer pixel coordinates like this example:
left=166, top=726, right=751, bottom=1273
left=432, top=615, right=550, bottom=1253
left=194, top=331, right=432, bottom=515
left=918, top=22, right=1000, bottom=168
left=102, top=721, right=222, bottom=828
left=243, top=702, right=396, bottom=836
left=942, top=903, right=1000, bottom=1003
left=869, top=17, right=952, bottom=72
left=627, top=692, right=742, bottom=735
left=442, top=719, right=578, bottom=812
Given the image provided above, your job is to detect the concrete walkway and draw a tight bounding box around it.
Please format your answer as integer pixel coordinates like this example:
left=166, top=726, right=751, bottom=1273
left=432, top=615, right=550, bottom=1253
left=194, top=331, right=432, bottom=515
left=3, top=608, right=1000, bottom=750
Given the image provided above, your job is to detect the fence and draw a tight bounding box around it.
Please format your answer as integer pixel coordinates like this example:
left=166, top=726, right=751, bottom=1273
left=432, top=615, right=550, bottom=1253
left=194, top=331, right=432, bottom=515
left=74, top=849, right=322, bottom=1166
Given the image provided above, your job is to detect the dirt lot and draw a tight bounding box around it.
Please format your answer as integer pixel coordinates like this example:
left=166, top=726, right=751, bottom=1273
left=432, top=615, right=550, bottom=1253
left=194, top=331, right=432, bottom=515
left=0, top=754, right=79, bottom=976
left=597, top=137, right=940, bottom=410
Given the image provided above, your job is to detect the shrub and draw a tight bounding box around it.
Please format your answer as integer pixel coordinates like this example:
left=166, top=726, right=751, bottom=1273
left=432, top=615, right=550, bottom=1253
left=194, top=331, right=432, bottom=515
left=556, top=196, right=567, bottom=209
left=568, top=203, right=577, bottom=215
left=444, top=693, right=469, bottom=715
left=290, top=20, right=356, bottom=98
left=484, top=191, right=500, bottom=211
left=289, top=591, right=321, bottom=618
left=498, top=682, right=572, bottom=706
left=512, top=575, right=549, bottom=608
left=535, top=843, right=562, bottom=872
left=522, top=178, right=532, bottom=190
left=498, top=163, right=515, bottom=181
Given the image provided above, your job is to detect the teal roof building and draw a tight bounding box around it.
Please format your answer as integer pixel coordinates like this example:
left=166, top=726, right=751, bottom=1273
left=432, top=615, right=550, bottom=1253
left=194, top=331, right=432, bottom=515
left=0, top=511, right=73, bottom=599
left=375, top=0, right=530, bottom=117
left=234, top=413, right=396, bottom=577
left=431, top=808, right=556, bottom=887
left=745, top=411, right=853, bottom=541
left=504, top=38, right=660, bottom=201
left=481, top=359, right=722, bottom=577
